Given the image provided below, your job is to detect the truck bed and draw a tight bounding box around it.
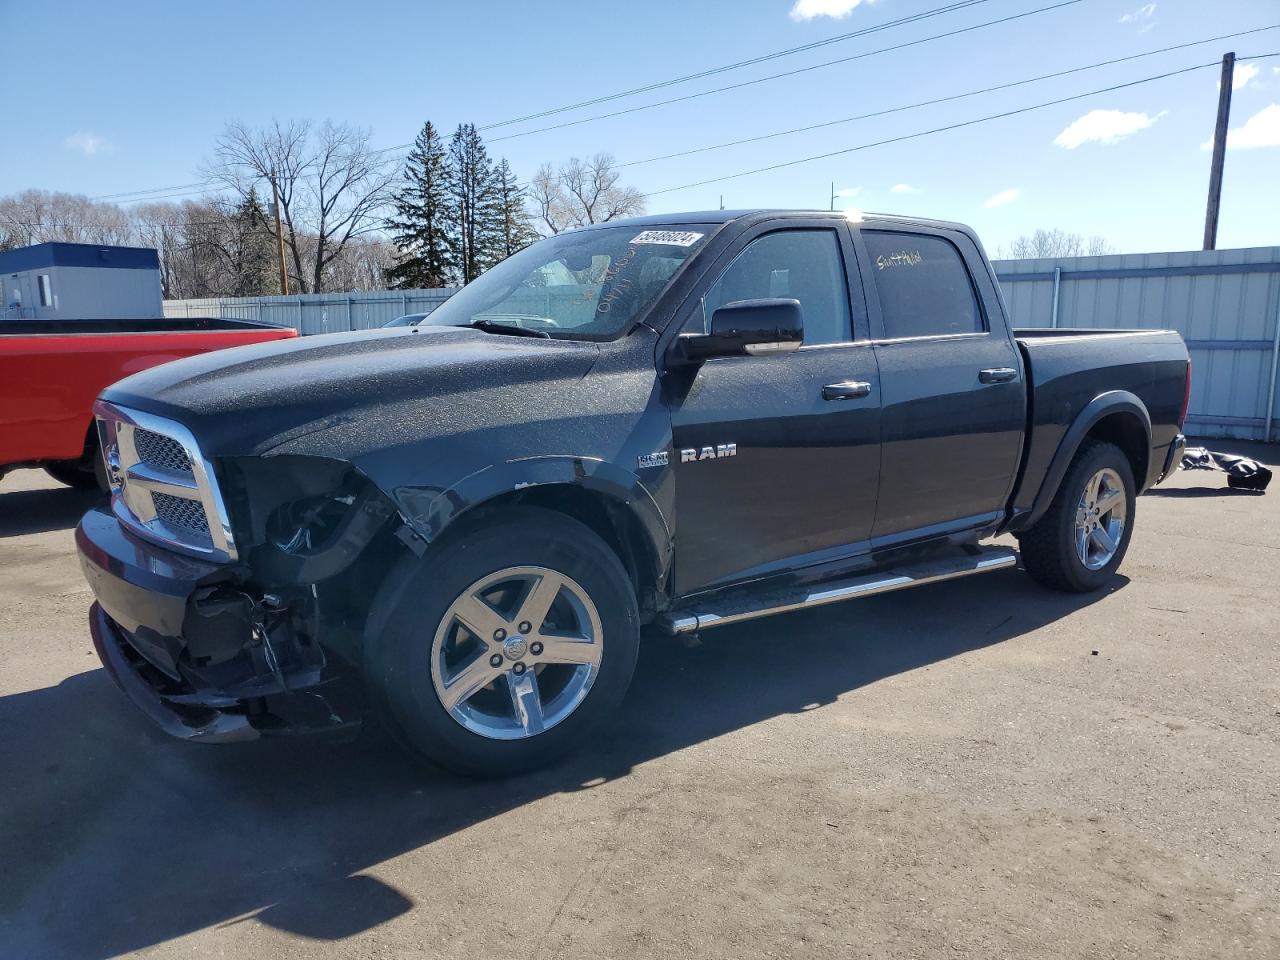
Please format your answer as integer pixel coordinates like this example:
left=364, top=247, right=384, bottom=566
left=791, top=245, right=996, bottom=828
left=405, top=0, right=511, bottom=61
left=1, top=318, right=296, bottom=469
left=1010, top=327, right=1190, bottom=525
left=0, top=317, right=287, bottom=337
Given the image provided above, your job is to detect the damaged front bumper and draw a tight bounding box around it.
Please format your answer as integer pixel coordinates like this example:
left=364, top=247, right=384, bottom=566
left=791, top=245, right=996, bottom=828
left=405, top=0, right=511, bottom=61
left=77, top=505, right=361, bottom=742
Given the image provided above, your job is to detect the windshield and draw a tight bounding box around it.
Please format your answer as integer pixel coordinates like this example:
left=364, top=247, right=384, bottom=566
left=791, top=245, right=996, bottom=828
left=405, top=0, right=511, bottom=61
left=424, top=224, right=714, bottom=340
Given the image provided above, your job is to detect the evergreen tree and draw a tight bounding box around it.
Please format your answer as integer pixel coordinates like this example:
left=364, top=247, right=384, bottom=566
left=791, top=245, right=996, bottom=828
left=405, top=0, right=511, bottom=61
left=385, top=121, right=456, bottom=288
left=446, top=123, right=501, bottom=284
left=489, top=159, right=538, bottom=261
left=226, top=188, right=278, bottom=296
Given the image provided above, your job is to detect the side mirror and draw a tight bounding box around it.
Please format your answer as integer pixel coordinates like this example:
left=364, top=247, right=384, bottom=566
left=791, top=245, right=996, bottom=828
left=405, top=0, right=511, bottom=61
left=674, top=298, right=804, bottom=363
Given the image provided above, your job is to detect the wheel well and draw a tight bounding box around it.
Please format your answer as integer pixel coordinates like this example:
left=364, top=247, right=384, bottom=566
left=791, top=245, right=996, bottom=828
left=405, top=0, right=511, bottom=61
left=465, top=484, right=662, bottom=618
left=1086, top=412, right=1148, bottom=487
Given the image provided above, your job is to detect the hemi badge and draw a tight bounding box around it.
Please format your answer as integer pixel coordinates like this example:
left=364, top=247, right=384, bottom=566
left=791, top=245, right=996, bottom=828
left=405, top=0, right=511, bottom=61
left=637, top=451, right=669, bottom=469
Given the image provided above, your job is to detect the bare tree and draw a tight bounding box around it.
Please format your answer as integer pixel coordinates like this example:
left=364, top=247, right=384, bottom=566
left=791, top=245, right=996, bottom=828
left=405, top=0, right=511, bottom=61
left=0, top=189, right=134, bottom=249
left=132, top=201, right=194, bottom=298
left=324, top=236, right=398, bottom=292
left=207, top=120, right=396, bottom=292
left=1000, top=228, right=1117, bottom=259
left=529, top=153, right=645, bottom=235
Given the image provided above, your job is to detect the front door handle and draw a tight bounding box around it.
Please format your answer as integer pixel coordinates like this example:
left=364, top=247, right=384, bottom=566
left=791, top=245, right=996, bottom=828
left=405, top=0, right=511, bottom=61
left=978, top=367, right=1018, bottom=384
left=822, top=380, right=872, bottom=401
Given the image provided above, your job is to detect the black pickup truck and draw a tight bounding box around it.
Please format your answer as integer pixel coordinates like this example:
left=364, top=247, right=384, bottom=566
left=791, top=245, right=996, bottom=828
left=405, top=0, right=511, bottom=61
left=77, top=210, right=1190, bottom=774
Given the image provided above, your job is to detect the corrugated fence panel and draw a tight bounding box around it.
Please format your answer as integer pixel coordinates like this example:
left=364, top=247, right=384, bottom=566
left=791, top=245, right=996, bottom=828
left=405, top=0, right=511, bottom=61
left=165, top=247, right=1280, bottom=441
left=164, top=288, right=459, bottom=336
left=995, top=245, right=1280, bottom=441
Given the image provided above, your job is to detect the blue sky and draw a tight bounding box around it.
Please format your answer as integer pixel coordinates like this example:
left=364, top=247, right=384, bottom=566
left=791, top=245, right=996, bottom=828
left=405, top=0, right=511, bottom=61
left=2, top=0, right=1277, bottom=254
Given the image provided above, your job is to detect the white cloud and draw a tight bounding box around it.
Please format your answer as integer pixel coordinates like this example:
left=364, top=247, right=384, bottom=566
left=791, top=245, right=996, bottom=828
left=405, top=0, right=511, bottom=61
left=890, top=183, right=920, bottom=194
left=64, top=131, right=112, bottom=156
left=1203, top=104, right=1280, bottom=151
left=984, top=188, right=1020, bottom=209
left=1228, top=62, right=1260, bottom=91
left=1053, top=109, right=1164, bottom=148
left=1118, top=3, right=1156, bottom=23
left=789, top=0, right=869, bottom=22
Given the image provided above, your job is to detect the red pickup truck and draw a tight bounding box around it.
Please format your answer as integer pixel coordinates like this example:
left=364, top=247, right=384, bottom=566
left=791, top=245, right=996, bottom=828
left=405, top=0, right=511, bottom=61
left=1, top=319, right=296, bottom=489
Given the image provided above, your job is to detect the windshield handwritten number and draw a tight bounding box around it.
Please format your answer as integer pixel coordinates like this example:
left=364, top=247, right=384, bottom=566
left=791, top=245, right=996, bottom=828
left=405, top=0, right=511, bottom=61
left=595, top=245, right=640, bottom=313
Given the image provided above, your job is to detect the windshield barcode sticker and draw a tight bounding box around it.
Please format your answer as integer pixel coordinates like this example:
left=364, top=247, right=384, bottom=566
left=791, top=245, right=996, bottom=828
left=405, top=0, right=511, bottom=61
left=630, top=230, right=704, bottom=247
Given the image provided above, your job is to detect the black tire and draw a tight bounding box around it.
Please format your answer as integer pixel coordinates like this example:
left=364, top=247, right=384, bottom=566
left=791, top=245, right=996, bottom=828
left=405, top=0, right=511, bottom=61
left=364, top=506, right=640, bottom=776
left=1017, top=440, right=1136, bottom=593
left=44, top=458, right=103, bottom=491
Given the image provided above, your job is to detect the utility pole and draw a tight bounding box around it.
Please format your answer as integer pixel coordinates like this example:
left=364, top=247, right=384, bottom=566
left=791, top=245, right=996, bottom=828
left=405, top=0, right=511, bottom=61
left=830, top=181, right=836, bottom=211
left=270, top=170, right=290, bottom=295
left=1202, top=52, right=1235, bottom=251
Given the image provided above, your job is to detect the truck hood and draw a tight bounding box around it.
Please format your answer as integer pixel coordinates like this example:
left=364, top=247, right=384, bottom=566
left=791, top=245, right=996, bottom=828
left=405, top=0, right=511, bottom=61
left=101, top=325, right=601, bottom=460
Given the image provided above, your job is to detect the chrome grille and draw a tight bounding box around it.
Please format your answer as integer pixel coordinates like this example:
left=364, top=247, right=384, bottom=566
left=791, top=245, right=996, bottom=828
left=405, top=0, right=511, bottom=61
left=133, top=429, right=192, bottom=475
left=95, top=401, right=237, bottom=562
left=152, top=492, right=211, bottom=534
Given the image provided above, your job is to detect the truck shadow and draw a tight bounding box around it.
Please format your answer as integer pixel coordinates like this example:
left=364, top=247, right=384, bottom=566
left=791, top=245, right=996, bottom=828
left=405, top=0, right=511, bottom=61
left=0, top=484, right=103, bottom=537
left=0, top=568, right=1124, bottom=959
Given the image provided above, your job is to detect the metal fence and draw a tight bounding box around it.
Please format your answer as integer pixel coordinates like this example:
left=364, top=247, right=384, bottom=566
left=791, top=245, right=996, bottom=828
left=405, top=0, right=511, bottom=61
left=165, top=245, right=1280, bottom=441
left=994, top=245, right=1280, bottom=442
left=163, top=288, right=458, bottom=335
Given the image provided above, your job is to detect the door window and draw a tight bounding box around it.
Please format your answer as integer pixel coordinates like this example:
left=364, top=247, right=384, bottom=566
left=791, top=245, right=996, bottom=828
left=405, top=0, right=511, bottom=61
left=698, top=230, right=852, bottom=345
left=864, top=231, right=983, bottom=339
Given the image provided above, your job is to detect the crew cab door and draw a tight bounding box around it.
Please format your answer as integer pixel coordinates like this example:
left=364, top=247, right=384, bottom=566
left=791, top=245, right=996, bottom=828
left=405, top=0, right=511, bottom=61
left=855, top=225, right=1025, bottom=542
left=667, top=223, right=882, bottom=596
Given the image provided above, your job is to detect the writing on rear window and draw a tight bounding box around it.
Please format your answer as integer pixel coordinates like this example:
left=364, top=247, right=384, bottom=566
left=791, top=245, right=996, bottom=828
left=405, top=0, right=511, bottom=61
left=864, top=231, right=983, bottom=338
left=875, top=250, right=923, bottom=270
left=630, top=230, right=704, bottom=247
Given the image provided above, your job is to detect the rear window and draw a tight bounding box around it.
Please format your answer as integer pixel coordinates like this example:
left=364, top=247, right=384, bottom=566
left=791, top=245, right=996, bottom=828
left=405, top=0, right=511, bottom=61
left=864, top=231, right=982, bottom=339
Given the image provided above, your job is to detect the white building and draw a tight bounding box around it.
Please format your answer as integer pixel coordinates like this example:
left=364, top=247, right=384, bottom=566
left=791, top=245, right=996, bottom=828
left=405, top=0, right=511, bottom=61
left=0, top=242, right=163, bottom=320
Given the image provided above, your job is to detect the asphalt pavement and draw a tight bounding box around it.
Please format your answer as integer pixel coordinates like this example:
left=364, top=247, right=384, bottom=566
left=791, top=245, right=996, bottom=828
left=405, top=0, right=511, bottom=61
left=1, top=442, right=1277, bottom=959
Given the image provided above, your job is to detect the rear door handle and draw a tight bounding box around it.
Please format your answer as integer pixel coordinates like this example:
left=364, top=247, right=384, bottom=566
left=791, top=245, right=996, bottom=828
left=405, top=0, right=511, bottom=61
left=822, top=380, right=872, bottom=401
left=978, top=367, right=1018, bottom=384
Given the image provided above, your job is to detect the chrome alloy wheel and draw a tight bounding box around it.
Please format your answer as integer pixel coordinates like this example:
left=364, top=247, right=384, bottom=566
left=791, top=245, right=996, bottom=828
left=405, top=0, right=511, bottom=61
left=429, top=566, right=604, bottom=740
left=1074, top=467, right=1127, bottom=570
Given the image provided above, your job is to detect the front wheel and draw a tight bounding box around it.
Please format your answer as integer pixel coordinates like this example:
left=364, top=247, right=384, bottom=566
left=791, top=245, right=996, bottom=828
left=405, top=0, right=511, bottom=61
left=365, top=507, right=640, bottom=776
left=1017, top=440, right=1135, bottom=593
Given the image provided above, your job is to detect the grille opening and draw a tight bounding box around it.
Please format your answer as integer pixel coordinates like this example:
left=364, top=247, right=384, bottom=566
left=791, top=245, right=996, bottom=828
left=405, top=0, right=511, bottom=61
left=152, top=491, right=211, bottom=535
left=133, top=428, right=192, bottom=475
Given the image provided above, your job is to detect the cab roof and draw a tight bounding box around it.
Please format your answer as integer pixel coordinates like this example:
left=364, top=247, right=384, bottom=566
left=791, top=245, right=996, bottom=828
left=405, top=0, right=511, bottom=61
left=587, top=209, right=973, bottom=234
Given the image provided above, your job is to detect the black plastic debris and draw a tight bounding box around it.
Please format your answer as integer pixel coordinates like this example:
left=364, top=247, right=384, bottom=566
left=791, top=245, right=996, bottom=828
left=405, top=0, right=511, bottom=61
left=1180, top=447, right=1272, bottom=492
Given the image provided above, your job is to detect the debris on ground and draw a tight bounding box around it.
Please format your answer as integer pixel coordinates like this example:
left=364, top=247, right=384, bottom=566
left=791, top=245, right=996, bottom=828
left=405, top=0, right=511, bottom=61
left=1180, top=447, right=1272, bottom=491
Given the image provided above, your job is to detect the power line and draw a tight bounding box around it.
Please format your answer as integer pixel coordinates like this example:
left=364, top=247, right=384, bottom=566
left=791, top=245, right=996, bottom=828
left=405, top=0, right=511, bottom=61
left=618, top=25, right=1280, bottom=169
left=477, top=0, right=996, bottom=131
left=93, top=180, right=210, bottom=202
left=488, top=0, right=1085, bottom=144
left=643, top=54, right=1280, bottom=198
left=53, top=49, right=1279, bottom=223
left=88, top=0, right=1059, bottom=204
left=23, top=55, right=1279, bottom=235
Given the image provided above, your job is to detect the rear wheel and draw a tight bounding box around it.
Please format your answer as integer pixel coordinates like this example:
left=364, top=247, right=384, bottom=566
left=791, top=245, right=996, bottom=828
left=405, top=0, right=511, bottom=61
left=365, top=507, right=640, bottom=776
left=1018, top=440, right=1135, bottom=593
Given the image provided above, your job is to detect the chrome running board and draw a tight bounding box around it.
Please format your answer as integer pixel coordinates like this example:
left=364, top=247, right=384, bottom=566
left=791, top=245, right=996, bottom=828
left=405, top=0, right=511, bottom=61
left=657, top=546, right=1018, bottom=635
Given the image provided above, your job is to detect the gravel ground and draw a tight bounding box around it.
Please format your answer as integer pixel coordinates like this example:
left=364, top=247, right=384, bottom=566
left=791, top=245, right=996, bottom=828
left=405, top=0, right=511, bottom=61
left=1, top=442, right=1277, bottom=960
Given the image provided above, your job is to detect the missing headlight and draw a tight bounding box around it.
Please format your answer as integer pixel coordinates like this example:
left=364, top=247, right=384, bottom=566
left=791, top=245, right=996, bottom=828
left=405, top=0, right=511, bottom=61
left=253, top=483, right=397, bottom=585
left=269, top=493, right=357, bottom=554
